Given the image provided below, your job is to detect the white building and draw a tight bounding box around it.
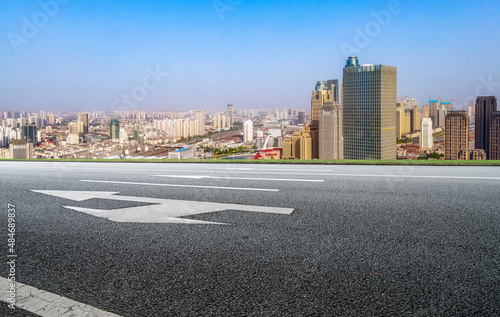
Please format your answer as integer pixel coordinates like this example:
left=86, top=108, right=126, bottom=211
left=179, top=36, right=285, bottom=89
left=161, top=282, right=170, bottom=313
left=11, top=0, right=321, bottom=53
left=243, top=120, right=253, bottom=142
left=168, top=147, right=194, bottom=159
left=421, top=118, right=433, bottom=149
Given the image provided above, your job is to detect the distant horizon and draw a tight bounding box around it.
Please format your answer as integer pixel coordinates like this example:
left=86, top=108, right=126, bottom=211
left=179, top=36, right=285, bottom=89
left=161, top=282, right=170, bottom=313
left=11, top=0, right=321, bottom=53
left=1, top=0, right=499, bottom=112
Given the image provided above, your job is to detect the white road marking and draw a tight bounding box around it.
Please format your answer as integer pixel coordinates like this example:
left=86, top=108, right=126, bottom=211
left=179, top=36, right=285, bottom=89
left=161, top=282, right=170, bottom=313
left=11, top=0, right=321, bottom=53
left=80, top=180, right=279, bottom=191
left=210, top=167, right=337, bottom=172
left=183, top=171, right=500, bottom=180
left=154, top=175, right=324, bottom=182
left=0, top=277, right=121, bottom=317
left=324, top=173, right=500, bottom=180
left=32, top=190, right=294, bottom=224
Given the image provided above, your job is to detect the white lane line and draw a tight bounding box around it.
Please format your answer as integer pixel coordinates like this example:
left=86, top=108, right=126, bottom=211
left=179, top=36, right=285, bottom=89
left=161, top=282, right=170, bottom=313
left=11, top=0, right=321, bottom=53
left=210, top=167, right=337, bottom=172
left=154, top=175, right=324, bottom=182
left=184, top=171, right=500, bottom=180
left=80, top=180, right=279, bottom=191
left=0, top=277, right=121, bottom=317
left=324, top=173, right=500, bottom=180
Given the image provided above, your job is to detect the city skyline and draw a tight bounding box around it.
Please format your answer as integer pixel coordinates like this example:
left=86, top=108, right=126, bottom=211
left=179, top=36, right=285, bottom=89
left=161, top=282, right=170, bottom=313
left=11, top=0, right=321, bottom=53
left=1, top=0, right=500, bottom=112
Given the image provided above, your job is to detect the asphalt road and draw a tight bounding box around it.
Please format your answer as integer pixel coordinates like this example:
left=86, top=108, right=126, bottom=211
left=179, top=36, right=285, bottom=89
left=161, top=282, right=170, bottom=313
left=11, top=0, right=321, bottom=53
left=0, top=162, right=499, bottom=316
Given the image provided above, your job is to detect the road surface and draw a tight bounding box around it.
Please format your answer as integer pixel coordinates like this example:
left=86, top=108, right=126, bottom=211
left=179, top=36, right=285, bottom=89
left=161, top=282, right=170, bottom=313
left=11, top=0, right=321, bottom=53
left=0, top=162, right=499, bottom=316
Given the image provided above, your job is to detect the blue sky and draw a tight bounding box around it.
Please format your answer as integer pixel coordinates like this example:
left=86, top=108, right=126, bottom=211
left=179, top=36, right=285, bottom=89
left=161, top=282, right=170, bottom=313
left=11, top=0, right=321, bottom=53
left=1, top=0, right=500, bottom=112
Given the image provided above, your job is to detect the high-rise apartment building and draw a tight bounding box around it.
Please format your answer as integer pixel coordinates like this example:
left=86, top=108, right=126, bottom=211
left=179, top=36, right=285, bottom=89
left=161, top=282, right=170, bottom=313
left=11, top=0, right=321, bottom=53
left=110, top=119, right=120, bottom=140
left=193, top=110, right=205, bottom=136
left=412, top=105, right=421, bottom=132
left=78, top=113, right=89, bottom=134
left=421, top=118, right=433, bottom=149
left=475, top=96, right=497, bottom=159
left=319, top=103, right=343, bottom=160
left=68, top=122, right=79, bottom=135
left=343, top=56, right=397, bottom=159
left=9, top=140, right=33, bottom=159
left=422, top=105, right=430, bottom=118
left=489, top=112, right=500, bottom=160
left=243, top=120, right=253, bottom=142
left=429, top=100, right=439, bottom=129
left=396, top=106, right=404, bottom=139
left=438, top=107, right=447, bottom=128
left=21, top=124, right=37, bottom=144
left=227, top=104, right=234, bottom=128
left=445, top=111, right=468, bottom=160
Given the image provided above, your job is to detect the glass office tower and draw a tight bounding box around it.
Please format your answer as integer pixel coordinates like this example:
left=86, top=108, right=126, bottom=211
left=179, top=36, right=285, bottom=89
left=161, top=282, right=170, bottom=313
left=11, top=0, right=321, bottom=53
left=342, top=57, right=397, bottom=160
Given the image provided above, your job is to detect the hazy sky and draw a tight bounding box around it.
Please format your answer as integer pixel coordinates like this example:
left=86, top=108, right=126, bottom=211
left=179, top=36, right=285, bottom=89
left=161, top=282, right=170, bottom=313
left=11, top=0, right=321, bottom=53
left=1, top=0, right=500, bottom=112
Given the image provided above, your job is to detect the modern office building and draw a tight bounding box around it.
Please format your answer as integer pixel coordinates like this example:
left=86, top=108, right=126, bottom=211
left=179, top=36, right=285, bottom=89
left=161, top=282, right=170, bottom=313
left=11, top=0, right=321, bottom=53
left=78, top=112, right=89, bottom=134
left=227, top=104, right=234, bottom=128
left=445, top=111, right=468, bottom=160
left=21, top=124, right=37, bottom=144
left=475, top=96, right=497, bottom=159
left=311, top=80, right=339, bottom=129
left=421, top=118, right=433, bottom=149
left=319, top=103, right=343, bottom=160
left=490, top=112, right=500, bottom=160
left=243, top=120, right=253, bottom=142
left=110, top=119, right=120, bottom=140
left=343, top=56, right=397, bottom=160
left=297, top=111, right=306, bottom=125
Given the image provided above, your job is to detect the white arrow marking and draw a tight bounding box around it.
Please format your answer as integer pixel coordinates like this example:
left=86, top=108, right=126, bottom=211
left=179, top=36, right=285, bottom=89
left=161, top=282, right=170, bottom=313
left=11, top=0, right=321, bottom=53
left=154, top=175, right=324, bottom=182
left=80, top=180, right=279, bottom=192
left=32, top=190, right=294, bottom=225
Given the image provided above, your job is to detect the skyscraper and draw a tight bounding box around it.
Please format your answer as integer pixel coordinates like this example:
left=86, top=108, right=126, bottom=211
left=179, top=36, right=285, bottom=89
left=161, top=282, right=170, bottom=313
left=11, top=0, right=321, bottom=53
left=445, top=111, right=468, bottom=160
left=297, top=111, right=305, bottom=125
left=421, top=118, right=433, bottom=149
left=343, top=57, right=397, bottom=160
left=312, top=79, right=339, bottom=159
left=194, top=110, right=205, bottom=136
left=110, top=119, right=120, bottom=140
left=412, top=105, right=421, bottom=132
left=438, top=107, right=447, bottom=128
left=311, top=80, right=338, bottom=128
left=429, top=100, right=439, bottom=129
left=319, top=103, right=343, bottom=160
left=21, top=124, right=37, bottom=144
left=490, top=112, right=500, bottom=160
left=243, top=120, right=253, bottom=142
left=422, top=105, right=430, bottom=118
left=475, top=96, right=497, bottom=159
left=227, top=104, right=234, bottom=128
left=78, top=112, right=89, bottom=134
left=396, top=106, right=404, bottom=139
